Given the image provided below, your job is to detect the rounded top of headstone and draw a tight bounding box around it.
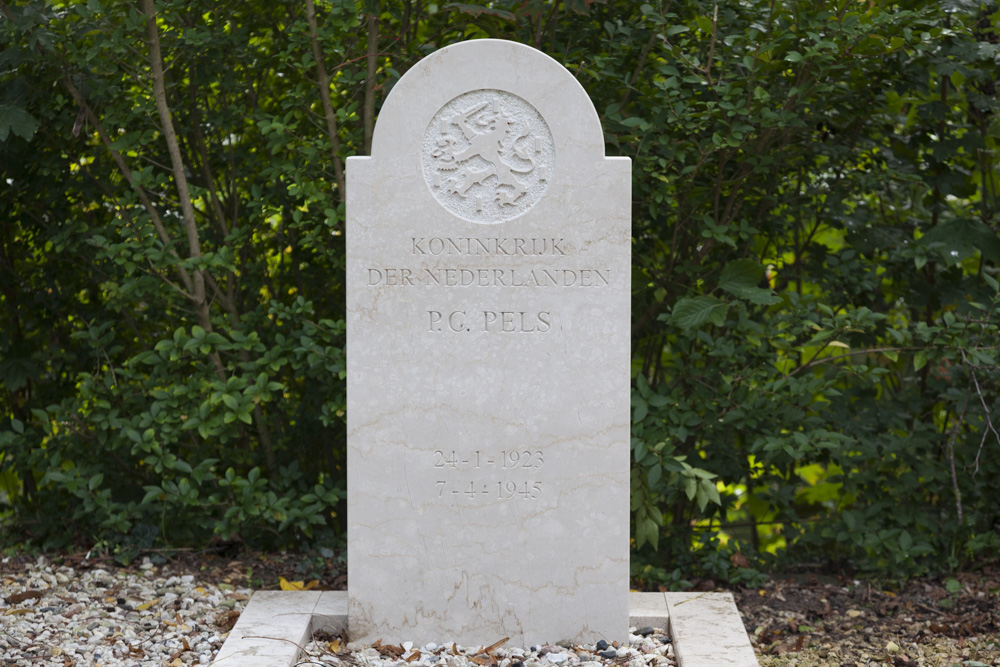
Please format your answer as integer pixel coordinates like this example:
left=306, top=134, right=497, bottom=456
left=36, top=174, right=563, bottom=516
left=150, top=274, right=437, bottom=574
left=369, top=40, right=606, bottom=224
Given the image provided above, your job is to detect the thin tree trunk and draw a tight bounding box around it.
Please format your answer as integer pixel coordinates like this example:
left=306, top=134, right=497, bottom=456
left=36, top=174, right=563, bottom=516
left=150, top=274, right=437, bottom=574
left=2, top=0, right=204, bottom=311
left=142, top=0, right=225, bottom=381
left=620, top=31, right=657, bottom=109
left=363, top=2, right=379, bottom=155
left=305, top=0, right=346, bottom=199
left=62, top=78, right=196, bottom=299
left=401, top=0, right=411, bottom=46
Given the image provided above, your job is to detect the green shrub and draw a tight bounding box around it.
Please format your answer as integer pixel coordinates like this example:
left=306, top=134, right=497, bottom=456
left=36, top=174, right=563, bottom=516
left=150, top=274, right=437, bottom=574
left=2, top=0, right=998, bottom=581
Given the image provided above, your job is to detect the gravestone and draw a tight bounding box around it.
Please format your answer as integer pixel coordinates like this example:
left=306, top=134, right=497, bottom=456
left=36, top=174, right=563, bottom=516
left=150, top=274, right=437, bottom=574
left=346, top=39, right=631, bottom=647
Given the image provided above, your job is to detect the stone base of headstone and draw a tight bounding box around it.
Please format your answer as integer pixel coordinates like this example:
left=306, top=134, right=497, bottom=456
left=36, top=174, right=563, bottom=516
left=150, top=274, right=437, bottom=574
left=210, top=591, right=759, bottom=667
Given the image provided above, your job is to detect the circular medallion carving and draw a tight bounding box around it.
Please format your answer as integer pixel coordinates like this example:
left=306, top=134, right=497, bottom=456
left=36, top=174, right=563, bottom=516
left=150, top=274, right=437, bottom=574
left=422, top=89, right=554, bottom=224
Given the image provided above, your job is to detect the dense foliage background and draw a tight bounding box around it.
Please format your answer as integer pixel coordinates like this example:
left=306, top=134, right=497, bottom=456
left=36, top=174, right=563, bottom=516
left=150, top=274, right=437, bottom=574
left=2, top=0, right=998, bottom=584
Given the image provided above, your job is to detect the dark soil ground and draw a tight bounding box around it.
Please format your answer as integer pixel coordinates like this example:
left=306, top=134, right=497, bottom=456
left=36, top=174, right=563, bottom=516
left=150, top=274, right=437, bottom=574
left=1, top=549, right=997, bottom=666
left=733, top=568, right=1000, bottom=666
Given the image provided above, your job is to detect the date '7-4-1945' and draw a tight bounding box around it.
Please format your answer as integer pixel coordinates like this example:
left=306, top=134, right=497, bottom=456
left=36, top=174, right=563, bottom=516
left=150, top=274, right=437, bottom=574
left=436, top=480, right=542, bottom=499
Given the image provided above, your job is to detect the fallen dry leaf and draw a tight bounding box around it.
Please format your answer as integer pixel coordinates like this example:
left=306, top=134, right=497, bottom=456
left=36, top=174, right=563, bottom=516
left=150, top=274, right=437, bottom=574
left=278, top=576, right=319, bottom=591
left=9, top=590, right=43, bottom=604
left=4, top=608, right=34, bottom=616
left=214, top=609, right=240, bottom=631
left=375, top=643, right=404, bottom=658
left=483, top=637, right=510, bottom=654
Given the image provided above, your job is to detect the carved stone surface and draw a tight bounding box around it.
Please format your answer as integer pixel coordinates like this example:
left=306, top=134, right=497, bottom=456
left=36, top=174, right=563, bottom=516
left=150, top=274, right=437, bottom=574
left=422, top=89, right=554, bottom=223
left=346, top=39, right=631, bottom=647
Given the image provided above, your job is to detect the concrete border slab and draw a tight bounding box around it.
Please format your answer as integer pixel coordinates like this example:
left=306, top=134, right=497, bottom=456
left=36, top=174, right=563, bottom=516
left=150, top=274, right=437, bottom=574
left=211, top=591, right=757, bottom=666
left=628, top=591, right=669, bottom=631
left=665, top=592, right=759, bottom=666
left=313, top=589, right=348, bottom=635
left=211, top=591, right=331, bottom=666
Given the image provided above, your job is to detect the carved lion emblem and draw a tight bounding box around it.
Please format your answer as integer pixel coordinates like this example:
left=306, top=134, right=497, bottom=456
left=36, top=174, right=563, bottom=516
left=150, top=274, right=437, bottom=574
left=422, top=90, right=554, bottom=224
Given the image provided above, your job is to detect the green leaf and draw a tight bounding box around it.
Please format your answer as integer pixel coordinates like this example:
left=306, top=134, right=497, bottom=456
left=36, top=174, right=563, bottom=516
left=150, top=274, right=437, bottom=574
left=695, top=481, right=712, bottom=512
left=706, top=481, right=721, bottom=506
left=730, top=286, right=781, bottom=305
left=88, top=473, right=104, bottom=491
left=443, top=2, right=516, bottom=21
left=141, top=486, right=164, bottom=504
left=919, top=219, right=1000, bottom=265
left=719, top=260, right=781, bottom=304
left=221, top=393, right=240, bottom=410
left=0, top=358, right=39, bottom=393
left=647, top=464, right=662, bottom=487
left=0, top=104, right=39, bottom=142
left=719, top=259, right=765, bottom=291
left=898, top=530, right=913, bottom=551
left=636, top=516, right=659, bottom=550
left=670, top=296, right=730, bottom=329
left=633, top=438, right=648, bottom=461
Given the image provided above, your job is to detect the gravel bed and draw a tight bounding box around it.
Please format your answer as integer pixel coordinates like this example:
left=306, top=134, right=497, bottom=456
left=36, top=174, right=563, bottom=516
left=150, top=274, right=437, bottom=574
left=2, top=556, right=675, bottom=667
left=7, top=552, right=998, bottom=666
left=300, top=630, right=676, bottom=667
left=1, top=555, right=249, bottom=666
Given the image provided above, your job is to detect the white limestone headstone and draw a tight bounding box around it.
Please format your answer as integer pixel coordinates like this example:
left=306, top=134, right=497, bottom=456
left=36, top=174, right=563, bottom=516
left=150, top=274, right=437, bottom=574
left=346, top=39, right=631, bottom=647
